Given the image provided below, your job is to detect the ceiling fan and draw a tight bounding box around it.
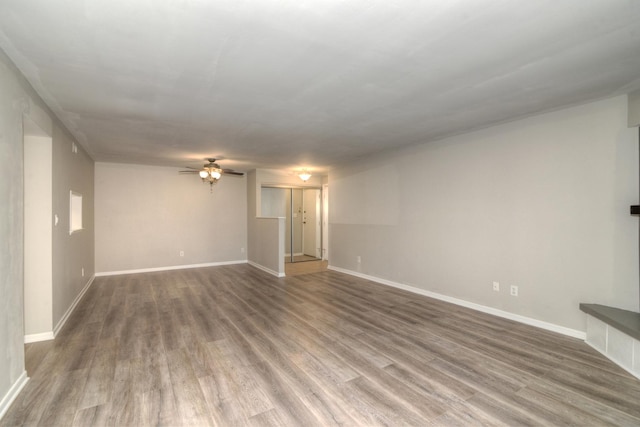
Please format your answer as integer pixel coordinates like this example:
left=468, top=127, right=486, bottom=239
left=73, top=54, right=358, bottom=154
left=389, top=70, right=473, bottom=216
left=179, top=158, right=244, bottom=191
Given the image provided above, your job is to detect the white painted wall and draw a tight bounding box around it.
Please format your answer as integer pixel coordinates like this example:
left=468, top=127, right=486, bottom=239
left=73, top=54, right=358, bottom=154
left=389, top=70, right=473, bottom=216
left=95, top=163, right=247, bottom=273
left=329, top=96, right=638, bottom=332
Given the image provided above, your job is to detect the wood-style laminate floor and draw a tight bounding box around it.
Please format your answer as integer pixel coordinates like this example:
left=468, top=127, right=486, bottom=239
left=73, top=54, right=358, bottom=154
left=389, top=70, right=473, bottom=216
left=284, top=260, right=328, bottom=277
left=3, top=264, right=640, bottom=426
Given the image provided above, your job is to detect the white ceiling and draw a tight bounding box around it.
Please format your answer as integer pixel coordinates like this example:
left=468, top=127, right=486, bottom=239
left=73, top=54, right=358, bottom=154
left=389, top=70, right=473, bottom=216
left=1, top=0, right=640, bottom=173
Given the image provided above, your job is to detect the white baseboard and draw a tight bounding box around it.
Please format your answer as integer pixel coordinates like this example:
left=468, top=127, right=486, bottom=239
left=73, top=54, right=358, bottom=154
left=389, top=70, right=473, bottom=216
left=95, top=260, right=248, bottom=277
left=53, top=274, right=95, bottom=337
left=0, top=370, right=28, bottom=421
left=23, top=275, right=96, bottom=344
left=328, top=265, right=586, bottom=340
left=248, top=261, right=285, bottom=278
left=24, top=331, right=54, bottom=344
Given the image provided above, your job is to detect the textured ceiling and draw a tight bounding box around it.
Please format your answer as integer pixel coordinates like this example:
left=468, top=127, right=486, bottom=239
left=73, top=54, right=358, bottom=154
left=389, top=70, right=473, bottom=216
left=1, top=0, right=640, bottom=174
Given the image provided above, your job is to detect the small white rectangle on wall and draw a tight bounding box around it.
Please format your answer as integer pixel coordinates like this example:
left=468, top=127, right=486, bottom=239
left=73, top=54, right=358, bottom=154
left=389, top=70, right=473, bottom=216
left=607, top=327, right=634, bottom=371
left=586, top=315, right=607, bottom=353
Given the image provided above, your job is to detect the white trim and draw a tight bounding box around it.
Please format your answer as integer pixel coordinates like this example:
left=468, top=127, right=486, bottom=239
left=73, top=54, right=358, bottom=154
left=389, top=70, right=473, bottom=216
left=328, top=265, right=586, bottom=340
left=53, top=274, right=95, bottom=336
left=95, top=260, right=248, bottom=277
left=0, top=370, right=28, bottom=421
left=584, top=318, right=640, bottom=381
left=584, top=339, right=640, bottom=381
left=24, top=331, right=54, bottom=344
left=248, top=261, right=286, bottom=278
left=23, top=275, right=96, bottom=344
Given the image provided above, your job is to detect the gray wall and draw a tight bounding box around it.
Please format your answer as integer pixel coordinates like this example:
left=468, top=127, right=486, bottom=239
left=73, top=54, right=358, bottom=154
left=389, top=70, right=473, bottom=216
left=247, top=170, right=284, bottom=276
left=52, top=127, right=94, bottom=328
left=329, top=95, right=638, bottom=332
left=630, top=89, right=640, bottom=127
left=248, top=169, right=324, bottom=275
left=95, top=163, right=247, bottom=273
left=0, top=48, right=95, bottom=413
left=0, top=47, right=27, bottom=415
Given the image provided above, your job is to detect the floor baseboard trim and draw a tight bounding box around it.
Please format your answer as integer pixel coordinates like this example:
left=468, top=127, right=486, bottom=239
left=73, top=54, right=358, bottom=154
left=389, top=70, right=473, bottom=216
left=24, top=331, right=54, bottom=344
left=95, top=260, right=248, bottom=277
left=53, top=274, right=96, bottom=337
left=0, top=370, right=28, bottom=421
left=248, top=261, right=285, bottom=278
left=328, top=265, right=586, bottom=340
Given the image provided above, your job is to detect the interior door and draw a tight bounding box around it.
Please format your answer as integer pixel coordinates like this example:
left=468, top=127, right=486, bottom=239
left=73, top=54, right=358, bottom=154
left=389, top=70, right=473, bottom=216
left=303, top=188, right=320, bottom=258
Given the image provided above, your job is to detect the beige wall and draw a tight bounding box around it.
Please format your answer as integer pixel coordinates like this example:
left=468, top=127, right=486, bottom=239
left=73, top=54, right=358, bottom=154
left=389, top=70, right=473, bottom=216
left=23, top=133, right=52, bottom=336
left=247, top=170, right=285, bottom=276
left=629, top=90, right=640, bottom=127
left=329, top=95, right=638, bottom=333
left=95, top=163, right=247, bottom=273
left=0, top=48, right=95, bottom=416
left=0, top=48, right=27, bottom=416
left=51, top=127, right=94, bottom=329
left=248, top=169, right=324, bottom=275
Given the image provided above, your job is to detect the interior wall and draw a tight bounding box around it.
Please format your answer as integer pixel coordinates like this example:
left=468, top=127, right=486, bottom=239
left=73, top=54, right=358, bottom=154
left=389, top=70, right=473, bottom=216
left=261, top=187, right=293, bottom=255
left=247, top=170, right=285, bottom=276
left=329, top=95, right=638, bottom=333
left=23, top=133, right=52, bottom=336
left=0, top=48, right=28, bottom=415
left=95, top=163, right=247, bottom=273
left=248, top=169, right=323, bottom=274
left=629, top=90, right=640, bottom=127
left=51, top=128, right=95, bottom=329
left=0, top=47, right=95, bottom=416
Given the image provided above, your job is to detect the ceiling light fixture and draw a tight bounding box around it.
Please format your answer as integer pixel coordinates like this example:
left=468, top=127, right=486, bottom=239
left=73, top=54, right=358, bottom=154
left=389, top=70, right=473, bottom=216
left=179, top=158, right=244, bottom=193
left=199, top=167, right=222, bottom=191
left=298, top=169, right=312, bottom=182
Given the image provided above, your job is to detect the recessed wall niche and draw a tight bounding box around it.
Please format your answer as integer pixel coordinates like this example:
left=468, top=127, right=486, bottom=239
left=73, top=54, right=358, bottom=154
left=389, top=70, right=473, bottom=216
left=69, top=191, right=83, bottom=234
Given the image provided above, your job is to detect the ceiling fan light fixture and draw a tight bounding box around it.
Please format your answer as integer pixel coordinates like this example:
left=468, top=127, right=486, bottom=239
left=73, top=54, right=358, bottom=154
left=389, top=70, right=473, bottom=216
left=299, top=170, right=312, bottom=182
left=180, top=158, right=244, bottom=193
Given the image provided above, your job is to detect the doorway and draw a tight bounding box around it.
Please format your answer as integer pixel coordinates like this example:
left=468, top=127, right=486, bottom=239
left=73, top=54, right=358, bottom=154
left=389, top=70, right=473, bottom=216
left=261, top=186, right=323, bottom=263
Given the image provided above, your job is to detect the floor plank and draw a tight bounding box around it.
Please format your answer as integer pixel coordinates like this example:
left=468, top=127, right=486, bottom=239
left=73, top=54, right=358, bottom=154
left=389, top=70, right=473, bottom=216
left=2, top=264, right=640, bottom=426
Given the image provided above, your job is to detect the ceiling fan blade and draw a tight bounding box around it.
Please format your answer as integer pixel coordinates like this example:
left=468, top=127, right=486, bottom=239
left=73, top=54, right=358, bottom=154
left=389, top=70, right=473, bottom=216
left=222, top=169, right=244, bottom=176
left=179, top=170, right=199, bottom=174
left=183, top=166, right=200, bottom=170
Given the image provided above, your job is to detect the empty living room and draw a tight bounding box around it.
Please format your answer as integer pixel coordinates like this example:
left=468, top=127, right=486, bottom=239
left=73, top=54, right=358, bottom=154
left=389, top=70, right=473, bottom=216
left=2, top=1, right=640, bottom=425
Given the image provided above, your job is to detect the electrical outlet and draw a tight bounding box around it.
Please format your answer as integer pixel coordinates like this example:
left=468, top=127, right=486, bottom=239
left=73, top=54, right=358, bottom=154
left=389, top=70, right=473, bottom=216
left=81, top=267, right=84, bottom=277
left=356, top=255, right=361, bottom=263
left=179, top=251, right=184, bottom=257
left=510, top=285, right=518, bottom=296
left=240, top=247, right=245, bottom=253
left=492, top=281, right=500, bottom=291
